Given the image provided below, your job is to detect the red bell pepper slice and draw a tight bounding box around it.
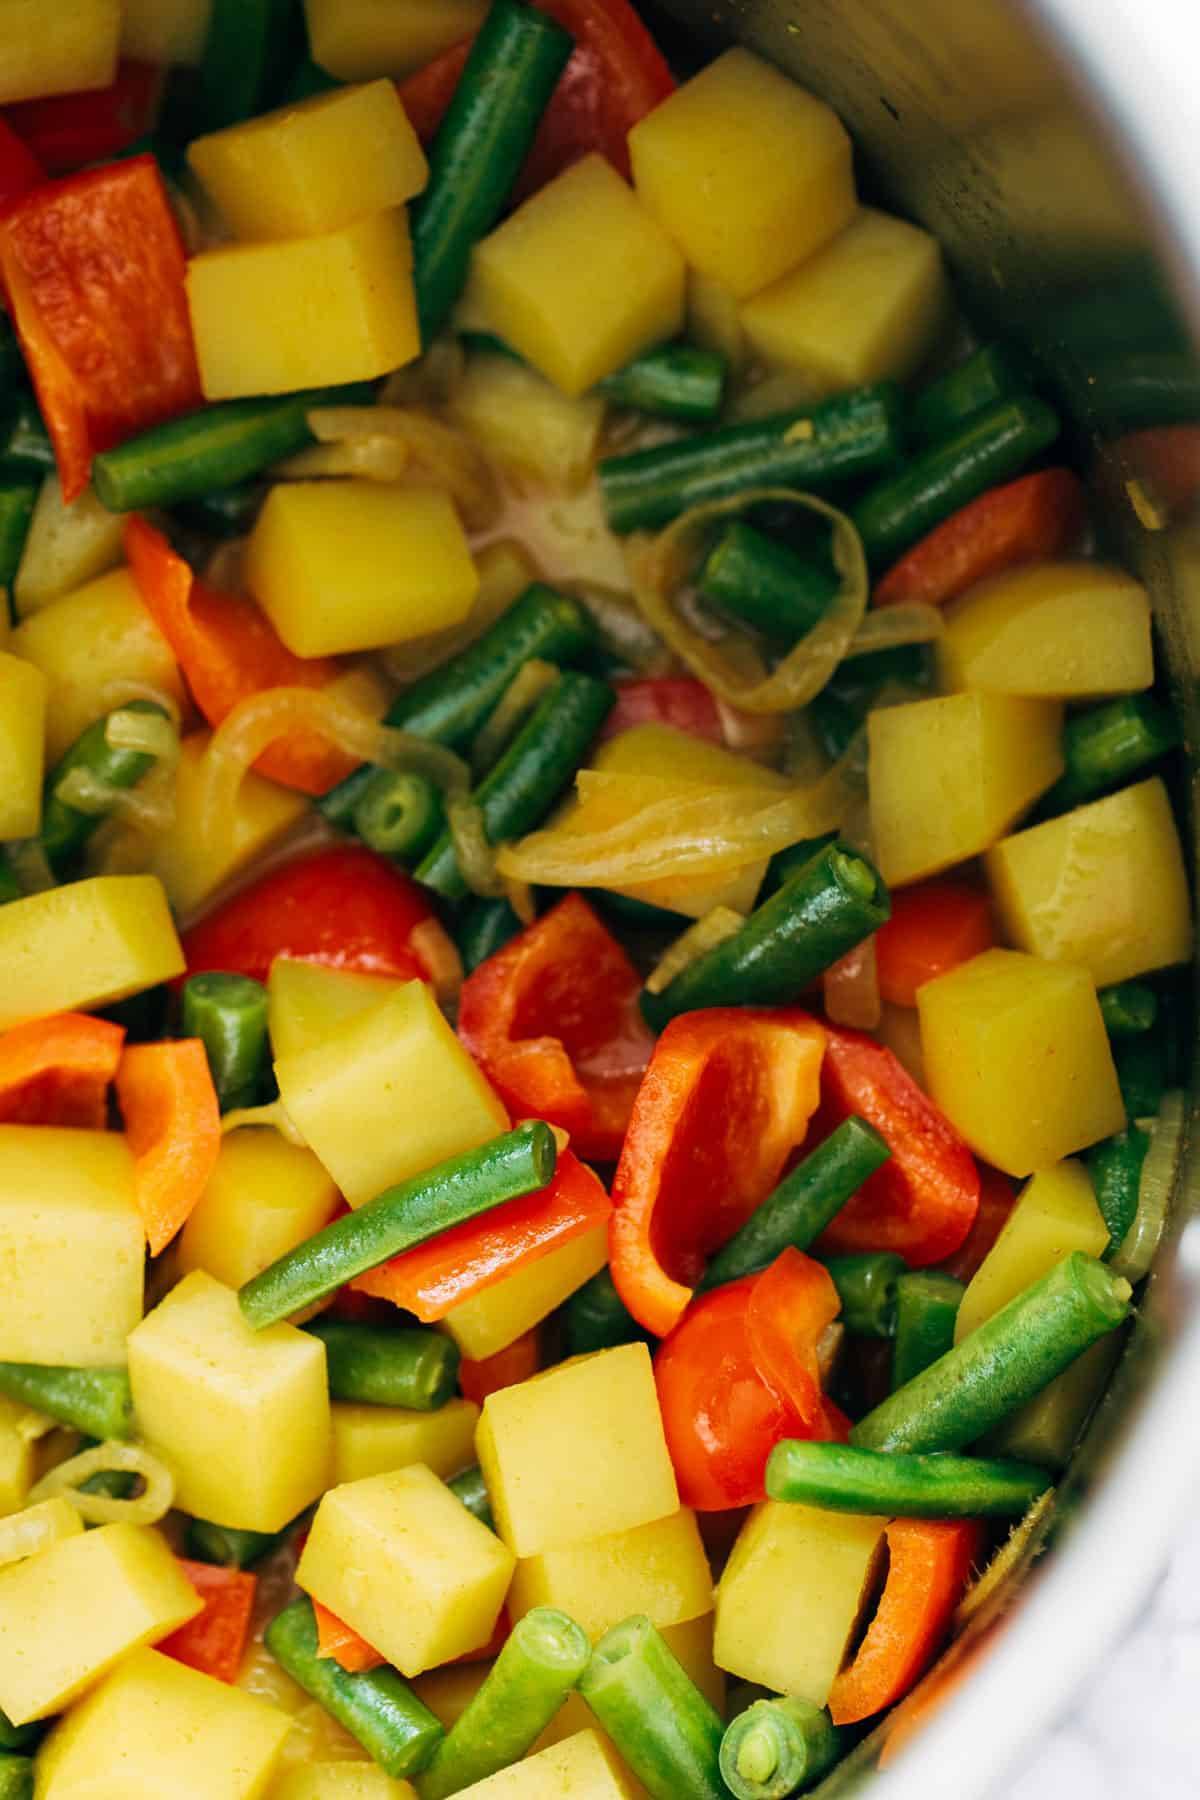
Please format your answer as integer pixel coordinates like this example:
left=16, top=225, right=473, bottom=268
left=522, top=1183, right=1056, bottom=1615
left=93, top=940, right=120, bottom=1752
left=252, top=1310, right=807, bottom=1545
left=352, top=1148, right=611, bottom=1318
left=599, top=677, right=725, bottom=745
left=115, top=1039, right=221, bottom=1256
left=0, top=1013, right=124, bottom=1129
left=813, top=1025, right=980, bottom=1268
left=0, top=156, right=201, bottom=501
left=5, top=62, right=163, bottom=174
left=1103, top=425, right=1200, bottom=523
left=161, top=1561, right=257, bottom=1686
left=180, top=845, right=435, bottom=987
left=398, top=0, right=674, bottom=199
left=458, top=894, right=654, bottom=1160
left=874, top=881, right=995, bottom=1009
left=937, top=1163, right=1017, bottom=1284
left=458, top=1326, right=541, bottom=1406
left=828, top=1519, right=984, bottom=1725
left=0, top=118, right=44, bottom=208
left=654, top=1250, right=840, bottom=1511
left=872, top=469, right=1087, bottom=610
left=610, top=1008, right=827, bottom=1339
left=312, top=1600, right=385, bottom=1674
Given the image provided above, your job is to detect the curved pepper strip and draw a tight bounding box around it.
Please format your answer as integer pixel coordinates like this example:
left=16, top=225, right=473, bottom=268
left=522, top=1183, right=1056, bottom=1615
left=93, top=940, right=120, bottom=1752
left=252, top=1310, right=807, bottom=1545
left=162, top=1561, right=257, bottom=1686
left=115, top=1040, right=221, bottom=1256
left=0, top=1013, right=124, bottom=1129
left=610, top=1007, right=827, bottom=1338
left=828, top=1519, right=984, bottom=1725
left=312, top=1600, right=385, bottom=1675
left=458, top=894, right=654, bottom=1160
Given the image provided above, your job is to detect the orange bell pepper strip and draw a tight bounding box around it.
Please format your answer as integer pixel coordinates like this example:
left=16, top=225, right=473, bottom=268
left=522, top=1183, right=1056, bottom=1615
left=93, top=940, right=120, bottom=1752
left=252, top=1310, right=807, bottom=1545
left=160, top=1561, right=257, bottom=1686
left=458, top=1327, right=541, bottom=1406
left=124, top=515, right=357, bottom=795
left=0, top=1013, right=124, bottom=1129
left=312, top=1600, right=386, bottom=1674
left=828, top=1518, right=984, bottom=1726
left=352, top=1149, right=611, bottom=1318
left=611, top=1008, right=827, bottom=1339
left=115, top=1039, right=221, bottom=1255
left=874, top=881, right=995, bottom=1009
left=0, top=156, right=201, bottom=501
left=458, top=894, right=654, bottom=1160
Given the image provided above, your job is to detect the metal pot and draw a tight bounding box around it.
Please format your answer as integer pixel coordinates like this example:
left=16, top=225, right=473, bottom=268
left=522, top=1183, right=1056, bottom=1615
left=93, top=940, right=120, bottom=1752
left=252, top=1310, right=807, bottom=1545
left=650, top=0, right=1200, bottom=1790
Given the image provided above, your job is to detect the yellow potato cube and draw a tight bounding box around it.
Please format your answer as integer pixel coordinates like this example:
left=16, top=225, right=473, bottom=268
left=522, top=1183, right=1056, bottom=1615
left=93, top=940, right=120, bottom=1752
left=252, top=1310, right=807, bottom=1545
left=305, top=0, right=487, bottom=80
left=0, top=875, right=183, bottom=1030
left=36, top=1646, right=291, bottom=1800
left=0, top=1398, right=37, bottom=1517
left=714, top=1502, right=886, bottom=1702
left=13, top=474, right=124, bottom=618
left=0, top=1125, right=143, bottom=1365
left=461, top=156, right=684, bottom=397
left=939, top=561, right=1154, bottom=698
left=450, top=351, right=605, bottom=491
left=986, top=1332, right=1123, bottom=1470
left=412, top=1661, right=493, bottom=1730
left=629, top=50, right=855, bottom=299
left=121, top=0, right=212, bottom=64
left=477, top=1344, right=678, bottom=1557
left=0, top=652, right=47, bottom=838
left=687, top=270, right=744, bottom=371
left=986, top=777, right=1192, bottom=987
left=0, top=0, right=119, bottom=103
left=956, top=1161, right=1108, bottom=1342
left=741, top=208, right=946, bottom=401
left=440, top=1224, right=609, bottom=1361
left=10, top=567, right=183, bottom=763
left=917, top=949, right=1125, bottom=1176
left=331, top=1398, right=480, bottom=1485
left=867, top=692, right=1064, bottom=886
left=297, top=1464, right=514, bottom=1678
left=272, top=1767, right=417, bottom=1800
left=508, top=1508, right=712, bottom=1642
left=275, top=980, right=508, bottom=1206
left=0, top=1524, right=200, bottom=1723
left=128, top=1270, right=331, bottom=1532
left=178, top=1129, right=339, bottom=1290
left=268, top=959, right=405, bottom=1062
left=455, top=1730, right=639, bottom=1799
left=188, top=211, right=419, bottom=400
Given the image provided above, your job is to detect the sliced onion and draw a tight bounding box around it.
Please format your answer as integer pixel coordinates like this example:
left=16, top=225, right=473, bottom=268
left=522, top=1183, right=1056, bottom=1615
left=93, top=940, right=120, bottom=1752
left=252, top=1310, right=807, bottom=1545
left=29, top=1442, right=175, bottom=1526
left=104, top=707, right=180, bottom=761
left=410, top=918, right=464, bottom=1010
left=1110, top=1090, right=1184, bottom=1283
left=572, top=582, right=673, bottom=676
left=470, top=658, right=558, bottom=776
left=847, top=601, right=945, bottom=655
left=645, top=906, right=746, bottom=996
left=300, top=406, right=501, bottom=532
left=95, top=680, right=182, bottom=729
left=221, top=1100, right=308, bottom=1146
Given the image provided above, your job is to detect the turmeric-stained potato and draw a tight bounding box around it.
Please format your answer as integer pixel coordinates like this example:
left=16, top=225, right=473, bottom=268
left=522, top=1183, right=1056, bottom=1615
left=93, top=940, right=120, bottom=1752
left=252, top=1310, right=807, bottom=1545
left=0, top=652, right=47, bottom=838
left=508, top=1508, right=713, bottom=1642
left=304, top=0, right=487, bottom=80
left=331, top=1398, right=480, bottom=1486
left=939, top=561, right=1153, bottom=698
left=439, top=1225, right=609, bottom=1361
left=955, top=1160, right=1108, bottom=1342
left=0, top=876, right=184, bottom=1030
left=453, top=1730, right=640, bottom=1799
left=178, top=1129, right=339, bottom=1290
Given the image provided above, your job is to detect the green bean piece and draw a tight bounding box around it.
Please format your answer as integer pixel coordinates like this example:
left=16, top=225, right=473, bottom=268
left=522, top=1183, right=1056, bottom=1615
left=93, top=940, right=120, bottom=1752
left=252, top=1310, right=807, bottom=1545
left=185, top=1516, right=289, bottom=1568
left=415, top=671, right=614, bottom=902
left=1081, top=349, right=1200, bottom=431
left=892, top=1271, right=964, bottom=1390
left=173, top=480, right=265, bottom=539
left=852, top=1253, right=1132, bottom=1454
left=181, top=972, right=270, bottom=1112
left=700, top=1120, right=891, bottom=1292
left=765, top=1439, right=1050, bottom=1519
left=580, top=1615, right=728, bottom=1800
left=0, top=482, right=35, bottom=588
left=447, top=1465, right=494, bottom=1530
left=562, top=1266, right=649, bottom=1356
left=198, top=0, right=301, bottom=131
left=822, top=1252, right=906, bottom=1338
left=410, top=0, right=573, bottom=342
left=698, top=520, right=838, bottom=647
left=0, top=852, right=21, bottom=907
left=599, top=383, right=906, bottom=534
left=910, top=344, right=1034, bottom=445
left=762, top=833, right=839, bottom=898
left=0, top=394, right=55, bottom=482
left=305, top=1320, right=460, bottom=1411
left=265, top=1598, right=443, bottom=1779
left=599, top=343, right=727, bottom=422
left=0, top=1753, right=32, bottom=1800
left=642, top=841, right=889, bottom=1030
left=0, top=1714, right=39, bottom=1755
left=852, top=395, right=1060, bottom=567
left=1114, top=1033, right=1167, bottom=1121
left=719, top=1696, right=842, bottom=1800
left=807, top=688, right=862, bottom=763
left=0, top=1364, right=133, bottom=1440
left=39, top=701, right=172, bottom=874
left=457, top=897, right=523, bottom=973
left=240, top=1122, right=557, bottom=1329
left=1099, top=981, right=1159, bottom=1039
left=283, top=56, right=340, bottom=102
left=353, top=769, right=444, bottom=863
left=1087, top=1128, right=1152, bottom=1255
left=1039, top=695, right=1179, bottom=816
left=417, top=1607, right=591, bottom=1799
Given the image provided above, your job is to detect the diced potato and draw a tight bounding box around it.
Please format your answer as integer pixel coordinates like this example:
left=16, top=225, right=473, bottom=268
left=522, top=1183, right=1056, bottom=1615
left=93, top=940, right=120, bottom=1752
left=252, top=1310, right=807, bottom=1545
left=461, top=156, right=684, bottom=397
left=149, top=732, right=309, bottom=920
left=508, top=1508, right=712, bottom=1642
left=0, top=0, right=119, bottom=103
left=740, top=208, right=946, bottom=401
left=121, top=0, right=211, bottom=63
left=939, top=561, right=1154, bottom=698
left=986, top=1332, right=1123, bottom=1470
left=178, top=1129, right=339, bottom=1290
left=476, top=1344, right=678, bottom=1557
left=13, top=475, right=124, bottom=618
left=0, top=1398, right=38, bottom=1517
left=0, top=652, right=47, bottom=838
left=0, top=1496, right=83, bottom=1562
left=450, top=352, right=605, bottom=491
left=628, top=50, right=855, bottom=299
left=9, top=566, right=183, bottom=764
left=272, top=1766, right=417, bottom=1800
left=247, top=482, right=478, bottom=657
left=127, top=1270, right=331, bottom=1532
left=0, top=1125, right=143, bottom=1365
left=36, top=1646, right=291, bottom=1800
left=986, top=777, right=1192, bottom=987
left=867, top=693, right=1064, bottom=886
left=687, top=270, right=744, bottom=372
left=190, top=83, right=427, bottom=243
left=0, top=875, right=183, bottom=1031
left=917, top=949, right=1125, bottom=1176
left=412, top=1660, right=493, bottom=1730
left=331, top=1398, right=480, bottom=1485
left=267, top=959, right=404, bottom=1062
left=440, top=1224, right=609, bottom=1361
left=188, top=211, right=420, bottom=400
left=713, top=1502, right=886, bottom=1702
left=454, top=1730, right=639, bottom=1800
left=955, top=1161, right=1108, bottom=1341
left=304, top=0, right=487, bottom=80
left=0, top=1524, right=201, bottom=1723
left=297, top=1464, right=514, bottom=1677
left=275, top=980, right=508, bottom=1206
